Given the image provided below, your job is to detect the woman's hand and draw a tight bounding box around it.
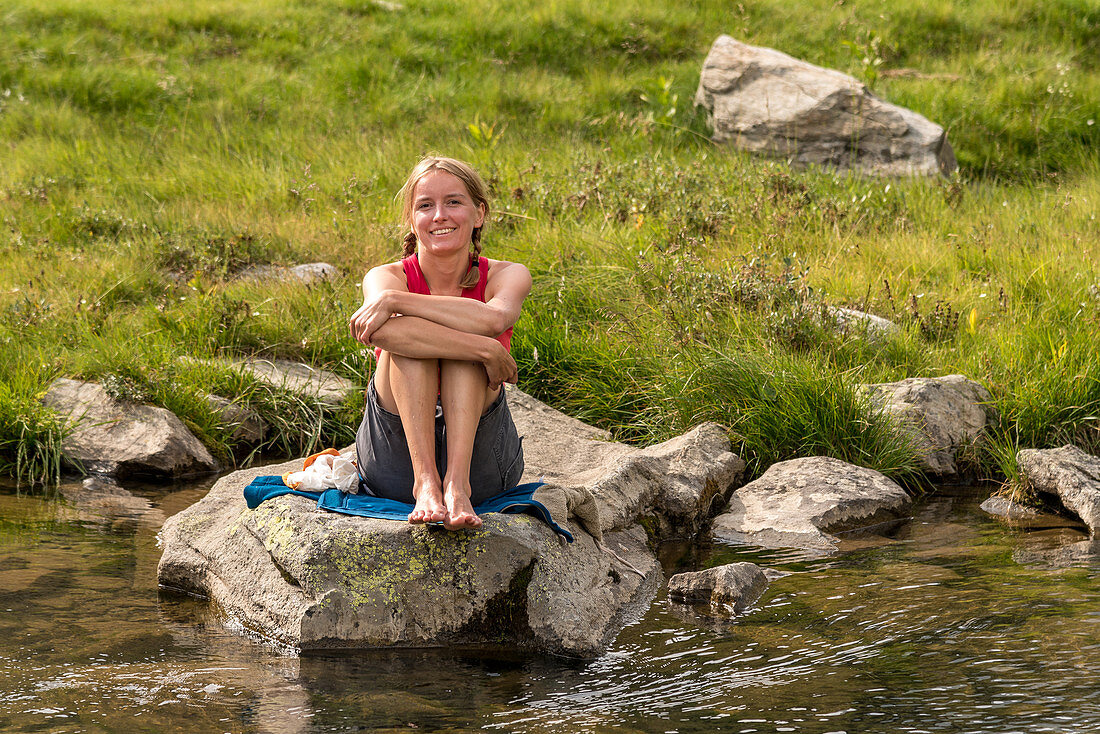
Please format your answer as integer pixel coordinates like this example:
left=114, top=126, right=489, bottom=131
left=348, top=289, right=396, bottom=345
left=483, top=340, right=518, bottom=390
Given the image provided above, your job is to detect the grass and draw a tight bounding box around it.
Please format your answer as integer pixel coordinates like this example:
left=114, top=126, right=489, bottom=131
left=1, top=0, right=1098, bottom=488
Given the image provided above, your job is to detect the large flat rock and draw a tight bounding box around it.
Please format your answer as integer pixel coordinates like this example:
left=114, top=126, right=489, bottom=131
left=158, top=387, right=743, bottom=657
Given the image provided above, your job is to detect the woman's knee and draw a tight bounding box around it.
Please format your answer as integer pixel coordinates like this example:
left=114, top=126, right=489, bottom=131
left=375, top=354, right=438, bottom=414
left=439, top=359, right=499, bottom=413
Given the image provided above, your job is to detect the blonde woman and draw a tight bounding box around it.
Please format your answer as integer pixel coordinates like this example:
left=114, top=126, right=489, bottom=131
left=348, top=157, right=531, bottom=530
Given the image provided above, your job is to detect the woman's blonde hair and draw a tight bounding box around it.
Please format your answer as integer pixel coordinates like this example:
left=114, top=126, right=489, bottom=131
left=397, top=156, right=489, bottom=288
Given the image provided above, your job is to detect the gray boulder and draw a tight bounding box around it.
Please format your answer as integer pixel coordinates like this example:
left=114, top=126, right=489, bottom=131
left=695, top=35, right=957, bottom=177
left=1018, top=445, right=1100, bottom=534
left=668, top=562, right=768, bottom=612
left=158, top=388, right=744, bottom=657
left=863, top=374, right=997, bottom=477
left=711, top=456, right=912, bottom=554
left=827, top=307, right=900, bottom=342
left=240, top=359, right=357, bottom=407
left=510, top=388, right=746, bottom=539
left=43, top=378, right=219, bottom=479
left=238, top=262, right=339, bottom=285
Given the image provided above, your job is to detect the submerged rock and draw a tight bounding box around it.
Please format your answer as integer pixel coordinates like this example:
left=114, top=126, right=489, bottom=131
left=43, top=378, right=219, bottom=479
left=59, top=475, right=167, bottom=532
left=979, top=495, right=1087, bottom=530
left=862, top=374, right=997, bottom=477
left=157, top=388, right=743, bottom=657
left=694, top=35, right=956, bottom=177
left=1011, top=528, right=1100, bottom=570
left=668, top=562, right=768, bottom=612
left=711, top=456, right=912, bottom=554
left=1018, top=445, right=1100, bottom=534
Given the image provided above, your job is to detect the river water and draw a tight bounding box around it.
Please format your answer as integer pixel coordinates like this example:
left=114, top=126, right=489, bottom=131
left=1, top=477, right=1098, bottom=733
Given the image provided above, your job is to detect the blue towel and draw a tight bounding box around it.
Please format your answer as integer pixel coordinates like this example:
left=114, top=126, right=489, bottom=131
left=243, top=475, right=573, bottom=542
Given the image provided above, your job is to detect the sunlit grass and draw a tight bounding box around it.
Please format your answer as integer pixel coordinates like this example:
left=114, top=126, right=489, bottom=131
left=1, top=0, right=1098, bottom=485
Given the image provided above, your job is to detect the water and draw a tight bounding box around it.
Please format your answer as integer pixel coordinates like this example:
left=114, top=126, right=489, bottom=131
left=2, top=478, right=1099, bottom=733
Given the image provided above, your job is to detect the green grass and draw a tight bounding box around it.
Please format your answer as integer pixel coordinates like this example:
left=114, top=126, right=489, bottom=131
left=1, top=0, right=1098, bottom=487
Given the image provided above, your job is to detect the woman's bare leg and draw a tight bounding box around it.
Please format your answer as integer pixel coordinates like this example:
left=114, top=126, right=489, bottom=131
left=439, top=359, right=499, bottom=530
left=377, top=354, right=446, bottom=524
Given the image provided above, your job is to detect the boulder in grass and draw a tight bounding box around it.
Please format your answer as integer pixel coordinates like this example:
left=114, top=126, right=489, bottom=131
left=157, top=387, right=744, bottom=657
left=711, top=456, right=912, bottom=555
left=43, top=378, right=219, bottom=479
left=862, top=374, right=998, bottom=478
left=1017, top=445, right=1100, bottom=534
left=229, top=358, right=358, bottom=407
left=237, top=262, right=339, bottom=285
left=827, top=307, right=900, bottom=342
left=668, top=562, right=769, bottom=613
left=694, top=35, right=957, bottom=177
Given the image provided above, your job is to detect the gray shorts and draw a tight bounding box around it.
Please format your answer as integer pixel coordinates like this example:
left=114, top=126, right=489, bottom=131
left=355, top=378, right=525, bottom=505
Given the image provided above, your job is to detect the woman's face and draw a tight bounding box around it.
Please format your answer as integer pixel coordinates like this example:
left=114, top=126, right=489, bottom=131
left=410, top=170, right=485, bottom=257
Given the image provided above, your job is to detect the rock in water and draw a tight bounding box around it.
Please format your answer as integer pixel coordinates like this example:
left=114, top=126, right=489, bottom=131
left=668, top=562, right=769, bottom=612
left=694, top=35, right=957, bottom=177
left=862, top=374, right=997, bottom=477
left=711, top=456, right=912, bottom=554
left=158, top=388, right=744, bottom=657
left=43, top=378, right=219, bottom=479
left=158, top=460, right=658, bottom=657
left=1018, top=445, right=1100, bottom=534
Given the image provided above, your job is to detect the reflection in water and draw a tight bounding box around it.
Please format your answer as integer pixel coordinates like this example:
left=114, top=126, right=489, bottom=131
left=1, top=480, right=1098, bottom=733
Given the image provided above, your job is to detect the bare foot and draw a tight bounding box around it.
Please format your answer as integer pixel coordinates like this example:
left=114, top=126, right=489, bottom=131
left=442, top=486, right=482, bottom=531
left=408, top=483, right=446, bottom=524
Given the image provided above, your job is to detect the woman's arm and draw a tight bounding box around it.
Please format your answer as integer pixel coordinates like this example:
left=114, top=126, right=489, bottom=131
left=348, top=263, right=408, bottom=345
left=347, top=261, right=522, bottom=387
left=351, top=260, right=532, bottom=344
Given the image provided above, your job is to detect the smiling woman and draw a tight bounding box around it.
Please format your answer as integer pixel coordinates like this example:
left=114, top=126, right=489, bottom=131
left=347, top=157, right=532, bottom=530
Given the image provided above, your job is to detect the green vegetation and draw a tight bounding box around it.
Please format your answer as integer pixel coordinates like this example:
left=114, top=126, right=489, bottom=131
left=1, top=0, right=1097, bottom=487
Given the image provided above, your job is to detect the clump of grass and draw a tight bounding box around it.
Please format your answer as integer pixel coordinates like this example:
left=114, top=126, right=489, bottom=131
left=0, top=367, right=68, bottom=487
left=667, top=348, right=923, bottom=484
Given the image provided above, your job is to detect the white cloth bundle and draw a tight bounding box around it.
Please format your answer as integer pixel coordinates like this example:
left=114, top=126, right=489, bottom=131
left=283, top=449, right=360, bottom=493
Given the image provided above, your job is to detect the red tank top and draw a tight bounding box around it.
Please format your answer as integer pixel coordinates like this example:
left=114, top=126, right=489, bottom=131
left=373, top=255, right=513, bottom=359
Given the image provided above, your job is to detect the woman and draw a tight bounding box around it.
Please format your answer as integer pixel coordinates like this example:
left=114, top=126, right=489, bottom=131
left=348, top=157, right=532, bottom=530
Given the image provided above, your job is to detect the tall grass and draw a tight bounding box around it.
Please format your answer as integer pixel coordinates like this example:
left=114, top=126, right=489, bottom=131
left=1, top=0, right=1098, bottom=486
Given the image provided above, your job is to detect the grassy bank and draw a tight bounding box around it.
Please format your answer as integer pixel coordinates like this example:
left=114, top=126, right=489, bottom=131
left=1, top=0, right=1098, bottom=486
